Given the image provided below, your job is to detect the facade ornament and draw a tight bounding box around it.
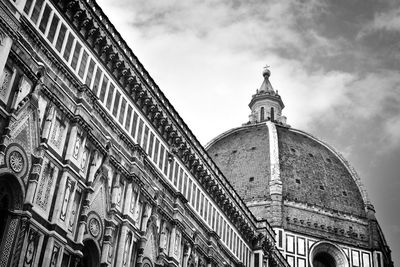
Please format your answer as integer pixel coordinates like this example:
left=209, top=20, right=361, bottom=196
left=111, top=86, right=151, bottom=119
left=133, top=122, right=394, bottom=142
left=183, top=242, right=192, bottom=267
left=88, top=217, right=101, bottom=237
left=30, top=62, right=46, bottom=106
left=9, top=150, right=24, bottom=173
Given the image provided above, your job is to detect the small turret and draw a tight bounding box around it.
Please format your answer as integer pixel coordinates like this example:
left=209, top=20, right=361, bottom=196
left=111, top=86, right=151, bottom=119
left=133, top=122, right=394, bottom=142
left=248, top=66, right=286, bottom=124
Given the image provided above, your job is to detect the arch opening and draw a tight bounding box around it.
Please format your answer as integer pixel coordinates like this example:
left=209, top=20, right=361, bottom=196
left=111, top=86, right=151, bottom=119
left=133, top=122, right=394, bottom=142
left=0, top=174, right=24, bottom=264
left=79, top=239, right=100, bottom=267
left=310, top=241, right=349, bottom=267
left=313, top=251, right=337, bottom=267
left=142, top=257, right=153, bottom=267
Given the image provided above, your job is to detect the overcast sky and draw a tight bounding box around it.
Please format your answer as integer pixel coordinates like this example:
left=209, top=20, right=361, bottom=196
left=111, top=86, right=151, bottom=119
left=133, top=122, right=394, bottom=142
left=97, top=0, right=400, bottom=263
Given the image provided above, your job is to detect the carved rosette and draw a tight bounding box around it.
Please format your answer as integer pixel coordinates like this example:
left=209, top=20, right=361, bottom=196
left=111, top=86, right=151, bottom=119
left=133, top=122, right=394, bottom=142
left=87, top=212, right=103, bottom=240
left=89, top=218, right=101, bottom=237
left=9, top=151, right=24, bottom=173
left=5, top=144, right=29, bottom=179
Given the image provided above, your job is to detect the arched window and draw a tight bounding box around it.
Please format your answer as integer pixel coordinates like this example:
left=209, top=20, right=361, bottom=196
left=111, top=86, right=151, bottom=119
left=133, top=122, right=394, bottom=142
left=270, top=107, right=275, bottom=121
left=260, top=107, right=265, bottom=121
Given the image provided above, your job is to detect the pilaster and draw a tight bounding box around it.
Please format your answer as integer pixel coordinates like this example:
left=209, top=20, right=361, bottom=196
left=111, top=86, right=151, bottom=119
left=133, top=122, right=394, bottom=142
left=65, top=124, right=79, bottom=161
left=41, top=236, right=56, bottom=266
left=100, top=221, right=116, bottom=266
left=111, top=173, right=121, bottom=209
left=50, top=171, right=68, bottom=223
left=115, top=224, right=129, bottom=267
left=123, top=181, right=133, bottom=215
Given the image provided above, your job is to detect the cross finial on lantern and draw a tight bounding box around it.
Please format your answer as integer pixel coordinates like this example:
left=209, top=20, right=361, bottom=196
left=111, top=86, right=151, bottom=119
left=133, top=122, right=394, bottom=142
left=262, top=65, right=271, bottom=77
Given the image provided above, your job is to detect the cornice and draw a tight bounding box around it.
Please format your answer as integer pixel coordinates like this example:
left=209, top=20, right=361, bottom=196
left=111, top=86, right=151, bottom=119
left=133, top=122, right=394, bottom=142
left=249, top=92, right=285, bottom=109
left=9, top=50, right=38, bottom=83
left=0, top=0, right=20, bottom=40
left=284, top=200, right=368, bottom=225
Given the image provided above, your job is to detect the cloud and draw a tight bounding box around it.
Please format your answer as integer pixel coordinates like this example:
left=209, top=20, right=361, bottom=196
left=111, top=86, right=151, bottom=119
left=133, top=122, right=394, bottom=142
left=345, top=71, right=400, bottom=119
left=97, top=0, right=400, bottom=151
left=97, top=0, right=400, bottom=262
left=360, top=7, right=400, bottom=34
left=98, top=0, right=338, bottom=62
left=304, top=70, right=400, bottom=153
left=383, top=116, right=400, bottom=148
left=370, top=7, right=400, bottom=32
left=97, top=0, right=400, bottom=149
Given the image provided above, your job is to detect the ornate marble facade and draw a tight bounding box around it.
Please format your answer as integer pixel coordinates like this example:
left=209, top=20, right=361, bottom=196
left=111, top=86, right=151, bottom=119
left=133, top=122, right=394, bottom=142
left=0, top=0, right=288, bottom=267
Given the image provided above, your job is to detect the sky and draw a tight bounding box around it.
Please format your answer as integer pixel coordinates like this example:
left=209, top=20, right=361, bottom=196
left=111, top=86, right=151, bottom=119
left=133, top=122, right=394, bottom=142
left=97, top=0, right=400, bottom=263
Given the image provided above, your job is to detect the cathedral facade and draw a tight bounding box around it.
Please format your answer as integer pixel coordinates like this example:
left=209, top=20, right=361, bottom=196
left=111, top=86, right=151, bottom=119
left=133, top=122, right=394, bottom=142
left=0, top=0, right=392, bottom=267
left=0, top=0, right=287, bottom=266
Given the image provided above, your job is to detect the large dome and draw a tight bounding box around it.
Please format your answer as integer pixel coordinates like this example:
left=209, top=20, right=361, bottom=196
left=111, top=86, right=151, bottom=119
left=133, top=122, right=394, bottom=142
left=205, top=68, right=393, bottom=266
left=206, top=122, right=368, bottom=219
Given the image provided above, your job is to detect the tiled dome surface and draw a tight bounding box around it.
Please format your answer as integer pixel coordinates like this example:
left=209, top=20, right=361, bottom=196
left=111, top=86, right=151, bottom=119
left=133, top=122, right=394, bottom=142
left=207, top=123, right=366, bottom=218
left=207, top=124, right=271, bottom=202
left=276, top=126, right=365, bottom=217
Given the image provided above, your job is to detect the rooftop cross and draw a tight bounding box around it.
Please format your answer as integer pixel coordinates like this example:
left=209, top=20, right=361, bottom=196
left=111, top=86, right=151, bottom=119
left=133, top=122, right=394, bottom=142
left=262, top=64, right=271, bottom=78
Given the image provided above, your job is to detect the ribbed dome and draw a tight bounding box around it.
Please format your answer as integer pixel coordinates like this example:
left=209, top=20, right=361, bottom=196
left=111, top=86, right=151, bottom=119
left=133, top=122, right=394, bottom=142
left=206, top=122, right=367, bottom=218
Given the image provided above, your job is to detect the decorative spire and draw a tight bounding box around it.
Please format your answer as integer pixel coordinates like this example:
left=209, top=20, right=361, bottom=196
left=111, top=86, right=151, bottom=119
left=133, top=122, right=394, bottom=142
left=248, top=66, right=286, bottom=124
